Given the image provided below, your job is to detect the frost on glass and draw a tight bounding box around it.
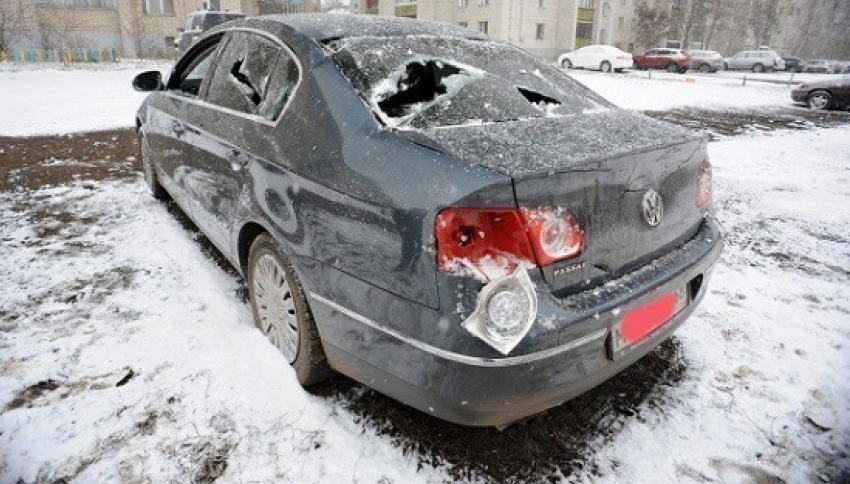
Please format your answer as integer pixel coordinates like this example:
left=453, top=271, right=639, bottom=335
left=327, top=35, right=611, bottom=129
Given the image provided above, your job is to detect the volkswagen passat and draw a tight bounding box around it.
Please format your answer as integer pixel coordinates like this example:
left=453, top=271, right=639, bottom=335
left=132, top=15, right=722, bottom=426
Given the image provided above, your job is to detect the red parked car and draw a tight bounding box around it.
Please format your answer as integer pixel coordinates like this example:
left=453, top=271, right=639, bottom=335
left=633, top=48, right=690, bottom=73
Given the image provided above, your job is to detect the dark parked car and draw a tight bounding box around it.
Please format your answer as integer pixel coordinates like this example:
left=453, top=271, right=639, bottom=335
left=782, top=56, right=806, bottom=73
left=175, top=10, right=246, bottom=54
left=132, top=15, right=722, bottom=427
left=791, top=76, right=850, bottom=110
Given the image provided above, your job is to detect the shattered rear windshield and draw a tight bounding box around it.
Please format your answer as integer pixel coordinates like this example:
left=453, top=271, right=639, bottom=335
left=326, top=36, right=611, bottom=129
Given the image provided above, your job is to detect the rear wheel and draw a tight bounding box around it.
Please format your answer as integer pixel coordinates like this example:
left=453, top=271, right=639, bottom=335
left=806, top=90, right=833, bottom=110
left=752, top=63, right=765, bottom=73
left=561, top=58, right=572, bottom=69
left=666, top=63, right=678, bottom=73
left=698, top=64, right=711, bottom=73
left=138, top=131, right=168, bottom=201
left=600, top=61, right=612, bottom=73
left=247, top=233, right=331, bottom=386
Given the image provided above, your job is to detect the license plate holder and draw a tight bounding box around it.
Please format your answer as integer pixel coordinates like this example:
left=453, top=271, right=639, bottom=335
left=608, top=286, right=689, bottom=360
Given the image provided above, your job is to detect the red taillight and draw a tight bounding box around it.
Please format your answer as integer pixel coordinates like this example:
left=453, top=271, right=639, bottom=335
left=697, top=160, right=712, bottom=206
left=520, top=208, right=585, bottom=266
left=435, top=207, right=585, bottom=273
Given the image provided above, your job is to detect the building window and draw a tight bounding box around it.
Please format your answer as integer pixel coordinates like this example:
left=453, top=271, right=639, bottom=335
left=535, top=23, right=545, bottom=40
left=477, top=0, right=489, bottom=6
left=617, top=16, right=624, bottom=30
left=538, top=0, right=544, bottom=7
left=458, top=0, right=468, bottom=6
left=459, top=21, right=468, bottom=28
left=600, top=28, right=607, bottom=43
left=478, top=21, right=488, bottom=34
left=144, top=0, right=174, bottom=14
left=576, top=22, right=592, bottom=39
left=578, top=0, right=592, bottom=7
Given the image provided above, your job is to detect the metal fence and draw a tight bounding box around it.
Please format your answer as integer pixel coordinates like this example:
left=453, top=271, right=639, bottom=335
left=0, top=48, right=119, bottom=63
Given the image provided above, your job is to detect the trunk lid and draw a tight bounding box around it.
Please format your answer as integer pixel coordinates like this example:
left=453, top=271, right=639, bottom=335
left=410, top=110, right=708, bottom=294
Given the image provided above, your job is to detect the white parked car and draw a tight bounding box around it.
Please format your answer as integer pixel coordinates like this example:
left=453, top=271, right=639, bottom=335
left=557, top=45, right=634, bottom=73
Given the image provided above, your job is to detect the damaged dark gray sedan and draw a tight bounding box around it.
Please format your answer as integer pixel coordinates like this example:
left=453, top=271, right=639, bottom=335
left=132, top=15, right=722, bottom=426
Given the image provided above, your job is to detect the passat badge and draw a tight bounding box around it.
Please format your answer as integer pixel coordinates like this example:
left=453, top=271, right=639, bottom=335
left=642, top=189, right=664, bottom=227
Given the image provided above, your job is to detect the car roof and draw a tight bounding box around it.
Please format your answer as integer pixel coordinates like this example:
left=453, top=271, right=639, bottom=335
left=251, top=14, right=489, bottom=42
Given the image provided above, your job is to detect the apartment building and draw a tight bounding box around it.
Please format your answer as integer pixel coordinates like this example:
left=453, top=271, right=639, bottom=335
left=416, top=0, right=589, bottom=61
left=593, top=0, right=638, bottom=52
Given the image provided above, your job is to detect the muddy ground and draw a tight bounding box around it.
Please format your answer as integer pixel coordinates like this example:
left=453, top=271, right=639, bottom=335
left=1, top=106, right=849, bottom=482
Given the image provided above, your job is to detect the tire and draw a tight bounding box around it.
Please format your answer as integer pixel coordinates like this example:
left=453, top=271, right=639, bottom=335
left=138, top=131, right=168, bottom=201
left=698, top=64, right=711, bottom=73
left=247, top=233, right=331, bottom=386
left=600, top=61, right=612, bottom=73
left=666, top=62, right=678, bottom=73
left=752, top=63, right=765, bottom=73
left=561, top=58, right=572, bottom=69
left=806, top=90, right=833, bottom=110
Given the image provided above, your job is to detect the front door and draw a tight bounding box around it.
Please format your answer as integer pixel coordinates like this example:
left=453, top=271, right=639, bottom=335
left=182, top=29, right=300, bottom=252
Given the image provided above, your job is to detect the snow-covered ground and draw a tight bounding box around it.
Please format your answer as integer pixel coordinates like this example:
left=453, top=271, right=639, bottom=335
left=0, top=63, right=169, bottom=137
left=1, top=66, right=849, bottom=483
left=567, top=70, right=816, bottom=111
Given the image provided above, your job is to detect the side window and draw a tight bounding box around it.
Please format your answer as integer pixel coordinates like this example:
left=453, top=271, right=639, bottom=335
left=259, top=50, right=299, bottom=121
left=167, top=37, right=222, bottom=97
left=205, top=32, right=281, bottom=116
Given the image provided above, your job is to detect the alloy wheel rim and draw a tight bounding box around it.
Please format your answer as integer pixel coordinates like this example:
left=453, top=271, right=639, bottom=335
left=809, top=94, right=829, bottom=109
left=253, top=253, right=299, bottom=362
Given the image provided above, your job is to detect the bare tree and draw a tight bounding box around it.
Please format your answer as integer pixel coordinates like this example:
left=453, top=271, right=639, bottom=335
left=673, top=0, right=709, bottom=49
left=119, top=0, right=148, bottom=58
left=701, top=0, right=734, bottom=50
left=0, top=0, right=31, bottom=53
left=35, top=5, right=94, bottom=52
left=750, top=0, right=780, bottom=48
left=633, top=2, right=672, bottom=51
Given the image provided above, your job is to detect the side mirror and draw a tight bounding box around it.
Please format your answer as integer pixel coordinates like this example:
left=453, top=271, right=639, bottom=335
left=133, top=70, right=164, bottom=92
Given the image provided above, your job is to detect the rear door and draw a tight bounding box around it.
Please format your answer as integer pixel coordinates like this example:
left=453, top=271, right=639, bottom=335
left=180, top=30, right=299, bottom=251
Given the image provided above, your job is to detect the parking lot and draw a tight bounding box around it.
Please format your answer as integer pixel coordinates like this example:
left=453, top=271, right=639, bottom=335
left=1, top=64, right=848, bottom=483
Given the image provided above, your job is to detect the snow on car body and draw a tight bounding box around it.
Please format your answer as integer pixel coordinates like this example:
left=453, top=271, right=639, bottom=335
left=132, top=14, right=722, bottom=427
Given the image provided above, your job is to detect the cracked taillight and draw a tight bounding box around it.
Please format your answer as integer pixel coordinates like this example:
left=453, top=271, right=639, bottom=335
left=435, top=207, right=584, bottom=273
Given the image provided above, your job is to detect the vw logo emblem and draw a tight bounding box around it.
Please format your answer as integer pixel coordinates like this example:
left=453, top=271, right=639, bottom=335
left=642, top=189, right=664, bottom=227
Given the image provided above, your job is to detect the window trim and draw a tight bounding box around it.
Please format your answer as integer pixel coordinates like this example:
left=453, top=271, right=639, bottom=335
left=164, top=27, right=304, bottom=128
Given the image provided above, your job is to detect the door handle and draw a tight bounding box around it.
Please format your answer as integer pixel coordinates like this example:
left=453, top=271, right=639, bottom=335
left=228, top=149, right=249, bottom=171
left=172, top=120, right=185, bottom=136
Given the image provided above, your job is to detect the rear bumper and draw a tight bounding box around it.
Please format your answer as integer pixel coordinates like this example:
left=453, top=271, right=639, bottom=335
left=311, top=219, right=723, bottom=427
left=791, top=89, right=808, bottom=103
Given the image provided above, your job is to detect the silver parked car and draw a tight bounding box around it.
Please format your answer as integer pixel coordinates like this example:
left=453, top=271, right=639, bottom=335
left=685, top=50, right=724, bottom=73
left=804, top=59, right=840, bottom=74
left=724, top=50, right=785, bottom=72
